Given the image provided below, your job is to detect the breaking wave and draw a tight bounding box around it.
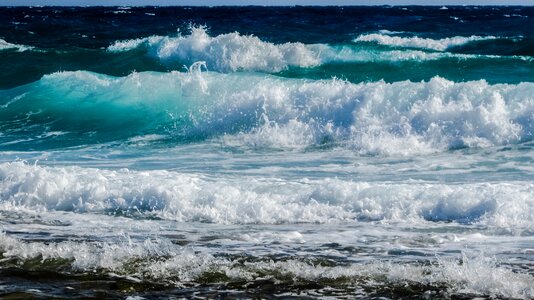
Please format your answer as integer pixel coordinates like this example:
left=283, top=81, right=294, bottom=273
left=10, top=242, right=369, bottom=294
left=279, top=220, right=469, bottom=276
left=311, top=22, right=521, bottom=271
left=354, top=33, right=501, bottom=51
left=1, top=70, right=533, bottom=154
left=106, top=27, right=530, bottom=73
left=0, top=231, right=532, bottom=299
left=0, top=39, right=34, bottom=52
left=107, top=26, right=324, bottom=72
left=1, top=161, right=533, bottom=230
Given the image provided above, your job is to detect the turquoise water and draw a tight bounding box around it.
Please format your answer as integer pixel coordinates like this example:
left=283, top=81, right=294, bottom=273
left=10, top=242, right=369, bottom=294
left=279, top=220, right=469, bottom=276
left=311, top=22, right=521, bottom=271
left=1, top=6, right=534, bottom=299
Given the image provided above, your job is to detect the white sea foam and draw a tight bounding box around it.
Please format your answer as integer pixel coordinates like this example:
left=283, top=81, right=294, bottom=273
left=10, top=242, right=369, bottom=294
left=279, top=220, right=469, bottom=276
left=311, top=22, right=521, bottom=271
left=1, top=162, right=533, bottom=230
left=106, top=27, right=518, bottom=72
left=108, top=26, right=323, bottom=72
left=0, top=38, right=34, bottom=52
left=107, top=35, right=164, bottom=52
left=354, top=33, right=499, bottom=51
left=0, top=231, right=532, bottom=298
left=29, top=71, right=534, bottom=155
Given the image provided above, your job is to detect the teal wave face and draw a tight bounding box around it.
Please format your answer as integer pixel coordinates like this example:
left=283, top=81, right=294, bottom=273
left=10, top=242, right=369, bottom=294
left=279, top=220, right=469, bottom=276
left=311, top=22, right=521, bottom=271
left=0, top=69, right=274, bottom=150
left=0, top=71, right=189, bottom=150
left=1, top=70, right=534, bottom=155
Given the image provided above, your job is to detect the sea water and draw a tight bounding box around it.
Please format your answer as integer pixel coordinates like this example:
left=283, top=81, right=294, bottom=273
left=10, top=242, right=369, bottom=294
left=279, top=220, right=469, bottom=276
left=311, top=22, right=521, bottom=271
left=0, top=6, right=533, bottom=299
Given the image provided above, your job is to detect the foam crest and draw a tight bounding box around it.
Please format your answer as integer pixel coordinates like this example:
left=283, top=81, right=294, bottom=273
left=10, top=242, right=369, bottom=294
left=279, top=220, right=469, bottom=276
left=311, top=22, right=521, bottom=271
left=219, top=76, right=533, bottom=154
left=106, top=27, right=508, bottom=73
left=1, top=162, right=533, bottom=230
left=0, top=38, right=34, bottom=52
left=355, top=33, right=499, bottom=51
left=108, top=26, right=323, bottom=72
left=107, top=35, right=166, bottom=52
left=3, top=71, right=534, bottom=154
left=435, top=253, right=534, bottom=298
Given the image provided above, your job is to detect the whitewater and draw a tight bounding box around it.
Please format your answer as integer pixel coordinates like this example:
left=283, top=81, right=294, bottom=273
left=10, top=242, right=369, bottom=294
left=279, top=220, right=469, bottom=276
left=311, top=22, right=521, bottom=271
left=1, top=6, right=534, bottom=299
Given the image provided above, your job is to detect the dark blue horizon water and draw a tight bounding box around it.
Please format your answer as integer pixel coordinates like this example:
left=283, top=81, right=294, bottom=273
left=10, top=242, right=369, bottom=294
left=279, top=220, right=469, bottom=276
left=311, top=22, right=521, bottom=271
left=1, top=6, right=533, bottom=88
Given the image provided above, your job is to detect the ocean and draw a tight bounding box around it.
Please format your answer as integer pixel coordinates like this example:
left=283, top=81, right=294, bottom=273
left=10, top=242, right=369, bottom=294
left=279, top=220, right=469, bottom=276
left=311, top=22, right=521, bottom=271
left=0, top=5, right=533, bottom=299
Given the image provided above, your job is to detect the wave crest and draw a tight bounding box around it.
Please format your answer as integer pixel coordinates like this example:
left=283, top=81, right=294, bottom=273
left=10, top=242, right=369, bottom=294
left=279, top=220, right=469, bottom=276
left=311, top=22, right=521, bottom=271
left=1, top=231, right=532, bottom=299
left=1, top=162, right=534, bottom=230
left=106, top=27, right=521, bottom=73
left=0, top=39, right=34, bottom=52
left=108, top=26, right=324, bottom=72
left=2, top=71, right=534, bottom=154
left=354, top=33, right=499, bottom=51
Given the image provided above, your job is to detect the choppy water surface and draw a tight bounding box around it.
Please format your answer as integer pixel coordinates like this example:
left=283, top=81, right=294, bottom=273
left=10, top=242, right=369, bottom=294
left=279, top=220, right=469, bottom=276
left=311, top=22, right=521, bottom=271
left=1, top=6, right=534, bottom=299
